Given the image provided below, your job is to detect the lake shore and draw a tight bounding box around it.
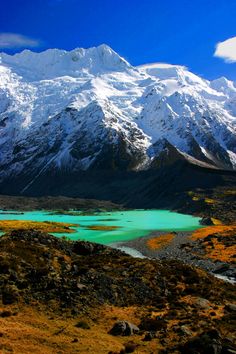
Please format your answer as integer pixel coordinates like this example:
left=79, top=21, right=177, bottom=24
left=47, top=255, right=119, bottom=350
left=0, top=195, right=123, bottom=212
left=0, top=194, right=235, bottom=282
left=112, top=229, right=236, bottom=283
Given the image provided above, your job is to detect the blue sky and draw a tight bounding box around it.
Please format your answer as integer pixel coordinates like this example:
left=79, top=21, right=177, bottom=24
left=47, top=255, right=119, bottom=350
left=1, top=0, right=236, bottom=80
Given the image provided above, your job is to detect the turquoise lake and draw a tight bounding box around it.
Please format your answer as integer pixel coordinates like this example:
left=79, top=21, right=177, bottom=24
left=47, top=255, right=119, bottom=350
left=0, top=209, right=202, bottom=244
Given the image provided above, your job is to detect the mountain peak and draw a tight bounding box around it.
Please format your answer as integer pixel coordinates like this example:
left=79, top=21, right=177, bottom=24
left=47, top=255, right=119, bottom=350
left=0, top=45, right=235, bottom=192
left=0, top=44, right=131, bottom=81
left=210, top=76, right=236, bottom=96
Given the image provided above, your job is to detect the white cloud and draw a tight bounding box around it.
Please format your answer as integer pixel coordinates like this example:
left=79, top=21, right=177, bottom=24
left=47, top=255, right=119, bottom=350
left=0, top=33, right=40, bottom=49
left=214, top=36, right=236, bottom=63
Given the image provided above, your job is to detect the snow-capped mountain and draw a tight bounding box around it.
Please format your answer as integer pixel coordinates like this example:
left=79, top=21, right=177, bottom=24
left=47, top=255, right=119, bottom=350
left=0, top=45, right=235, bottom=194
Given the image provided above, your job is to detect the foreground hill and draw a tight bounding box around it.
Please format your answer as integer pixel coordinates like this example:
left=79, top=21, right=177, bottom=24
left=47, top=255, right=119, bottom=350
left=0, top=45, right=235, bottom=196
left=0, top=229, right=235, bottom=353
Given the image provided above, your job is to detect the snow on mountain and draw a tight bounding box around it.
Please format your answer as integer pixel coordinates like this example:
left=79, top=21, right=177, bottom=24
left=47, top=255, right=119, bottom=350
left=210, top=77, right=236, bottom=98
left=0, top=45, right=235, bottom=192
left=0, top=44, right=131, bottom=80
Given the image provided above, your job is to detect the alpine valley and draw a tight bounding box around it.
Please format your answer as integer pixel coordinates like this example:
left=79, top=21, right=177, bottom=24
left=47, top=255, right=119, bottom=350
left=0, top=45, right=235, bottom=205
left=1, top=45, right=236, bottom=354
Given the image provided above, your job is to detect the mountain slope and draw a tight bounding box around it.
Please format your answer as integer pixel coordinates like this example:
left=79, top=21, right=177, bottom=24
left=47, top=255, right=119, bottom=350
left=0, top=45, right=235, bottom=195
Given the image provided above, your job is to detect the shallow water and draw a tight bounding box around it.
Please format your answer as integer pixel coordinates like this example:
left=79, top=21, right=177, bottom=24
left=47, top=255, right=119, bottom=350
left=0, top=209, right=202, bottom=244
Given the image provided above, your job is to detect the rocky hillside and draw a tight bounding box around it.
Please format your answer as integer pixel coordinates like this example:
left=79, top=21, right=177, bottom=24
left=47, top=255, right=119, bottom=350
left=0, top=45, right=235, bottom=196
left=0, top=229, right=235, bottom=353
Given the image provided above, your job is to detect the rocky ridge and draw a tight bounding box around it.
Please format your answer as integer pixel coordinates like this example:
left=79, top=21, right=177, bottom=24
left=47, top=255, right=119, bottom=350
left=0, top=229, right=235, bottom=353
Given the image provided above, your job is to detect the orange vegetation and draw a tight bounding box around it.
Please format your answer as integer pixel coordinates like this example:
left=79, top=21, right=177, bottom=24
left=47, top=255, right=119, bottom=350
left=191, top=225, right=236, bottom=240
left=86, top=225, right=119, bottom=231
left=146, top=233, right=175, bottom=250
left=180, top=295, right=225, bottom=320
left=191, top=225, right=236, bottom=263
left=0, top=220, right=78, bottom=234
left=204, top=239, right=236, bottom=263
left=0, top=304, right=163, bottom=354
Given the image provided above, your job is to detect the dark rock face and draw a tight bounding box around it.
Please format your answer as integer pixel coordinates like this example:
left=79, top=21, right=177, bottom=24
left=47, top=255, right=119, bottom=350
left=200, top=217, right=214, bottom=225
left=150, top=139, right=185, bottom=169
left=225, top=304, right=236, bottom=312
left=72, top=241, right=106, bottom=255
left=143, top=331, right=157, bottom=341
left=73, top=241, right=96, bottom=255
left=2, top=285, right=19, bottom=305
left=179, top=330, right=236, bottom=354
left=109, top=321, right=140, bottom=336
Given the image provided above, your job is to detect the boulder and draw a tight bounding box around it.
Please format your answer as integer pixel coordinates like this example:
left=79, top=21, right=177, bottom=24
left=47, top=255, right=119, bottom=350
left=109, top=321, right=139, bottom=336
left=2, top=284, right=19, bottom=305
left=225, top=304, right=236, bottom=312
left=72, top=241, right=106, bottom=255
left=200, top=217, right=214, bottom=225
left=179, top=330, right=222, bottom=354
left=143, top=331, right=157, bottom=341
left=123, top=341, right=137, bottom=353
left=73, top=241, right=95, bottom=255
left=193, top=297, right=211, bottom=310
left=180, top=325, right=193, bottom=336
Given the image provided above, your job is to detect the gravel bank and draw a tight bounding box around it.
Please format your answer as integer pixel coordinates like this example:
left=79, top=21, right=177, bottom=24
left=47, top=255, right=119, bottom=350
left=112, top=231, right=236, bottom=283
